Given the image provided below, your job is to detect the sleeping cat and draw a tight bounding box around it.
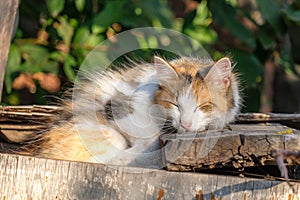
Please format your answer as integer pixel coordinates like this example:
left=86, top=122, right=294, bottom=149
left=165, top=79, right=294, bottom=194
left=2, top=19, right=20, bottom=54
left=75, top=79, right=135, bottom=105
left=22, top=56, right=241, bottom=168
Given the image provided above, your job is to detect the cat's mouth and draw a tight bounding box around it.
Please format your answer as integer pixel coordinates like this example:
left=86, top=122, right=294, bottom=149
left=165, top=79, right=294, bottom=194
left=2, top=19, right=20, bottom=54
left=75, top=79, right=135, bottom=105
left=162, top=118, right=209, bottom=134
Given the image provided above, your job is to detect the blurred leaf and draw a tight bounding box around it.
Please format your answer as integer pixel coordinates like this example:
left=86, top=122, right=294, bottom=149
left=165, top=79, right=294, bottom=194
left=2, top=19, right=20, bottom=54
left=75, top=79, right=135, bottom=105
left=73, top=47, right=90, bottom=65
left=142, top=1, right=173, bottom=28
left=73, top=27, right=91, bottom=45
left=256, top=0, right=285, bottom=33
left=208, top=0, right=256, bottom=48
left=56, top=16, right=74, bottom=46
left=46, top=0, right=65, bottom=17
left=43, top=18, right=54, bottom=28
left=184, top=27, right=217, bottom=44
left=20, top=44, right=50, bottom=73
left=5, top=44, right=21, bottom=93
left=278, top=52, right=299, bottom=77
left=75, top=0, right=85, bottom=12
left=194, top=0, right=212, bottom=26
left=183, top=1, right=217, bottom=44
left=256, top=25, right=276, bottom=50
left=7, top=92, right=20, bottom=105
left=6, top=44, right=21, bottom=73
left=183, top=9, right=197, bottom=30
left=91, top=25, right=106, bottom=35
left=231, top=49, right=264, bottom=87
left=92, top=1, right=125, bottom=28
left=86, top=34, right=104, bottom=47
left=73, top=26, right=104, bottom=48
left=42, top=60, right=59, bottom=74
left=147, top=35, right=158, bottom=48
left=49, top=51, right=64, bottom=62
left=282, top=4, right=300, bottom=25
left=120, top=1, right=173, bottom=28
left=63, top=54, right=77, bottom=81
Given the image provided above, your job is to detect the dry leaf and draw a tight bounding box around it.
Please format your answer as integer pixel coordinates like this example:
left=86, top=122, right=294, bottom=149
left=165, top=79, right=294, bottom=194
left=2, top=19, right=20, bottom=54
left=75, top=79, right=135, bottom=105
left=32, top=72, right=61, bottom=93
left=36, top=30, right=49, bottom=45
left=12, top=73, right=36, bottom=93
left=55, top=42, right=69, bottom=54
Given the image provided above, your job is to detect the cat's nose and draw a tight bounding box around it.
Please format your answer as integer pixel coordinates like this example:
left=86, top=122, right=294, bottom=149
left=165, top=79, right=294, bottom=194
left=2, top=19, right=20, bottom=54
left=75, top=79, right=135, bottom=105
left=180, top=121, right=192, bottom=131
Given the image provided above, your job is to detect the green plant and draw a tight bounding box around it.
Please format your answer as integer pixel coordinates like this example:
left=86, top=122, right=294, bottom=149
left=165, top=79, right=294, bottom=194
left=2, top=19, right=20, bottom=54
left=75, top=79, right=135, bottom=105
left=3, top=0, right=174, bottom=104
left=3, top=0, right=300, bottom=112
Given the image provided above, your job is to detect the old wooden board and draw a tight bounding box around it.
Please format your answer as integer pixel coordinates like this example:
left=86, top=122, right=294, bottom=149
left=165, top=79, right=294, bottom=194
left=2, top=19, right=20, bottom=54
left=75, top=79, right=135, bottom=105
left=0, top=0, right=19, bottom=102
left=160, top=124, right=300, bottom=171
left=0, top=105, right=63, bottom=144
left=0, top=153, right=299, bottom=200
left=238, top=113, right=300, bottom=123
left=237, top=113, right=300, bottom=129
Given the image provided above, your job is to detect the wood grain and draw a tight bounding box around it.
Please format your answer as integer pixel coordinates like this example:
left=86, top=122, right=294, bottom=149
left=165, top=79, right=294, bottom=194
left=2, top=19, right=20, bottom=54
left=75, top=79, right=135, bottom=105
left=0, top=153, right=299, bottom=199
left=160, top=124, right=300, bottom=171
left=1, top=106, right=300, bottom=198
left=0, top=0, right=19, bottom=102
left=0, top=105, right=63, bottom=143
left=237, top=113, right=300, bottom=122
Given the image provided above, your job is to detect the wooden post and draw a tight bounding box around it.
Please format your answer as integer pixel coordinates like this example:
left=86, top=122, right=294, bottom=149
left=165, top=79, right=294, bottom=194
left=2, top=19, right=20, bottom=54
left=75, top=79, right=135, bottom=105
left=0, top=0, right=19, bottom=102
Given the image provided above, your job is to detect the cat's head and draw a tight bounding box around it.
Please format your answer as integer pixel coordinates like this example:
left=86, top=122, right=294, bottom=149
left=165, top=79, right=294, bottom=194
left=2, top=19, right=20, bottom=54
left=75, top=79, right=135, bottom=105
left=154, top=56, right=240, bottom=133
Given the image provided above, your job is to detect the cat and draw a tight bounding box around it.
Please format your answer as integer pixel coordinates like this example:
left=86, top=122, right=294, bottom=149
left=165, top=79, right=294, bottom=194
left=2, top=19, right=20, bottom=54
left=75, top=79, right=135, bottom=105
left=21, top=56, right=241, bottom=168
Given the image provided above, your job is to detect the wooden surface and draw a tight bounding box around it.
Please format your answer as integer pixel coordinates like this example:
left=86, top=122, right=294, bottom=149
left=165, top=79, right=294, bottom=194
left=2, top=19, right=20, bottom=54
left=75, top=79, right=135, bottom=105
left=0, top=105, right=63, bottom=143
left=1, top=105, right=300, bottom=171
left=0, top=153, right=299, bottom=200
left=0, top=0, right=19, bottom=102
left=160, top=124, right=300, bottom=171
left=237, top=113, right=300, bottom=122
left=238, top=113, right=300, bottom=129
left=1, top=106, right=300, bottom=198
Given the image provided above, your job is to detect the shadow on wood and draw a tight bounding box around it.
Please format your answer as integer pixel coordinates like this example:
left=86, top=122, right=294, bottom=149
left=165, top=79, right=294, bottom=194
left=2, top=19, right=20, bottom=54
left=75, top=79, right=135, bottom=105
left=0, top=153, right=299, bottom=199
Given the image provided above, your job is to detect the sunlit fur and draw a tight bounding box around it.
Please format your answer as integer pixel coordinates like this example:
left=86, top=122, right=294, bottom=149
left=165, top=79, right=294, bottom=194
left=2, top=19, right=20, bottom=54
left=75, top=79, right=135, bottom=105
left=21, top=56, right=241, bottom=168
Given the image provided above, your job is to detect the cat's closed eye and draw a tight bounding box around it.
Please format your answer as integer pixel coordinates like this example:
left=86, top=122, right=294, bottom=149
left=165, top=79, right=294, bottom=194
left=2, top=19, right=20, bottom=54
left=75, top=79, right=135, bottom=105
left=197, top=102, right=215, bottom=112
left=161, top=100, right=179, bottom=108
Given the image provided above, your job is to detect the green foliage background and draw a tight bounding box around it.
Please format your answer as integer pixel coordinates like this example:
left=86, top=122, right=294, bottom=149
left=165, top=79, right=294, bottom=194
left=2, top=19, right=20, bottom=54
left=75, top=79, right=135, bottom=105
left=3, top=0, right=300, bottom=112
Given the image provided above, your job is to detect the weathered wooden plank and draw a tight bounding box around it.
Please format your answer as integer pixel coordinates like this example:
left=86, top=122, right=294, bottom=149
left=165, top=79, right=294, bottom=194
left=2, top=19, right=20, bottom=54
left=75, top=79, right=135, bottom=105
left=0, top=105, right=63, bottom=143
left=0, top=105, right=63, bottom=119
left=237, top=113, right=300, bottom=122
left=0, top=153, right=299, bottom=200
left=0, top=0, right=19, bottom=102
left=160, top=124, right=300, bottom=171
left=1, top=105, right=300, bottom=178
left=237, top=113, right=300, bottom=129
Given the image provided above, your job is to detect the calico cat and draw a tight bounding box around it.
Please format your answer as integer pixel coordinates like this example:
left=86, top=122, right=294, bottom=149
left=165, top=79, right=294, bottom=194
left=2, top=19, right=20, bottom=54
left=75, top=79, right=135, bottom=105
left=22, top=56, right=241, bottom=168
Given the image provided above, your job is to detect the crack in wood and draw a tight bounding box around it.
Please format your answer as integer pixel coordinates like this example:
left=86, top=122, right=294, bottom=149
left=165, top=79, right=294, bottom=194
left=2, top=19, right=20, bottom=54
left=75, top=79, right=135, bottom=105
left=161, top=124, right=300, bottom=173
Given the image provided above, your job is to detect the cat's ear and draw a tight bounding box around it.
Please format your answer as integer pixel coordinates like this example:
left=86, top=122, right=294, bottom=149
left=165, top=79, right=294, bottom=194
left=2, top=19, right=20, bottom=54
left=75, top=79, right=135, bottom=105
left=154, top=56, right=178, bottom=84
left=205, top=57, right=232, bottom=89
